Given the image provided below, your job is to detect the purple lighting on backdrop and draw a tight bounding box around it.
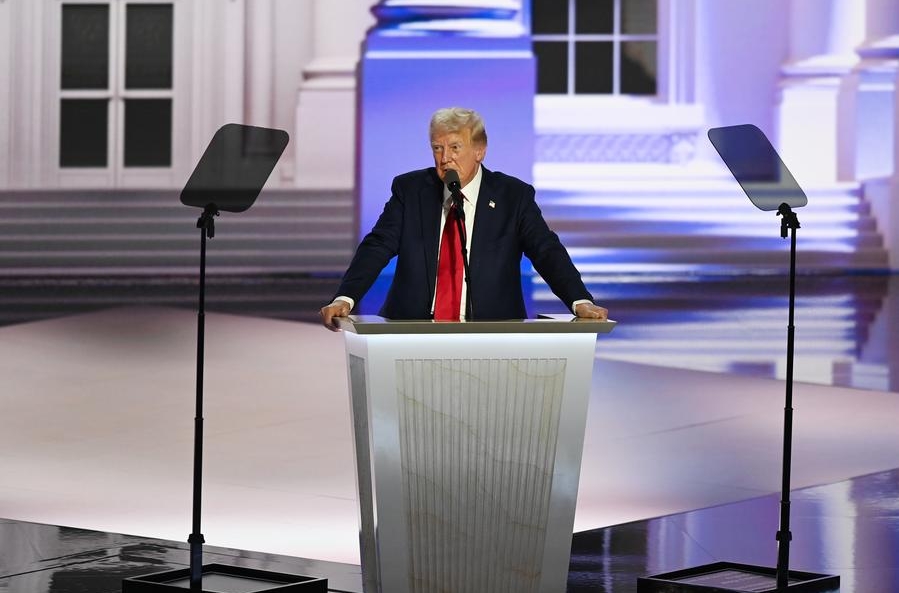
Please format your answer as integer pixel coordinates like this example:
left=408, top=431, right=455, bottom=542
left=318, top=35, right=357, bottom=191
left=355, top=7, right=536, bottom=313
left=349, top=0, right=891, bottom=320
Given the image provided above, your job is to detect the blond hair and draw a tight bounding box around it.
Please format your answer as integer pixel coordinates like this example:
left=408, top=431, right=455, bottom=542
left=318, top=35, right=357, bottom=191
left=429, top=107, right=487, bottom=146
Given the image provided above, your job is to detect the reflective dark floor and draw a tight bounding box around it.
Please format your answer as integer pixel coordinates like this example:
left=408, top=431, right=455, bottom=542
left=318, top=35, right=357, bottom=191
left=0, top=520, right=362, bottom=593
left=569, top=467, right=899, bottom=593
left=3, top=467, right=897, bottom=592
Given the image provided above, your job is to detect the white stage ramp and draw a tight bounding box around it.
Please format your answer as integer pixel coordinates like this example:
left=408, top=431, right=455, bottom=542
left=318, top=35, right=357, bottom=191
left=0, top=307, right=897, bottom=566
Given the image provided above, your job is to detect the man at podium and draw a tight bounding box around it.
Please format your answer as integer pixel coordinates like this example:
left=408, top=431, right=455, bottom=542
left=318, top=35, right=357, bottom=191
left=320, top=107, right=607, bottom=329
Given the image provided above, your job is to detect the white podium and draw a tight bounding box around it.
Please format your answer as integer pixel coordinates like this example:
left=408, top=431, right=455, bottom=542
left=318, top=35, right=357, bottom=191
left=337, top=315, right=616, bottom=593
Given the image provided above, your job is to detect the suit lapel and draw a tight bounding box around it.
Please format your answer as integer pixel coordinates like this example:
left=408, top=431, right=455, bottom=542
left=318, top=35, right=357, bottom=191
left=470, top=167, right=497, bottom=276
left=420, top=171, right=443, bottom=303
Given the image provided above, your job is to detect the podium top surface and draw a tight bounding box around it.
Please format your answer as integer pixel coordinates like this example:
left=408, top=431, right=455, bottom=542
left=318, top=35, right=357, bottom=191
left=336, top=315, right=617, bottom=335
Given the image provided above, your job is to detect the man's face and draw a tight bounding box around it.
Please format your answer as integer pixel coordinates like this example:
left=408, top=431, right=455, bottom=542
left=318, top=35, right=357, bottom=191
left=431, top=128, right=486, bottom=189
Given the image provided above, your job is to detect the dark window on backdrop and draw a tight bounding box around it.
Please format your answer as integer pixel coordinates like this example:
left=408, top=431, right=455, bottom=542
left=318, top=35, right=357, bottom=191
left=60, top=2, right=174, bottom=169
left=532, top=0, right=658, bottom=96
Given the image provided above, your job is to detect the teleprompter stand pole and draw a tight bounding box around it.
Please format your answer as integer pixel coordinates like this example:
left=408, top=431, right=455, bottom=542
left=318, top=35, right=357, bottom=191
left=122, top=124, right=327, bottom=592
left=188, top=205, right=218, bottom=591
left=637, top=202, right=838, bottom=593
left=775, top=202, right=799, bottom=590
left=638, top=123, right=839, bottom=592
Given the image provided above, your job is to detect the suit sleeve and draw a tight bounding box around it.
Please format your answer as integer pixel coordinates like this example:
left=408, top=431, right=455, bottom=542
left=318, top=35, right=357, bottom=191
left=332, top=178, right=406, bottom=304
left=517, top=185, right=594, bottom=307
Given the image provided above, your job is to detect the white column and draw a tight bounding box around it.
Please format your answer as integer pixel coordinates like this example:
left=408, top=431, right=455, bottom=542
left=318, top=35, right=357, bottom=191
left=776, top=0, right=864, bottom=185
left=8, top=0, right=47, bottom=188
left=190, top=0, right=246, bottom=162
left=835, top=0, right=899, bottom=270
left=0, top=0, right=11, bottom=187
left=885, top=0, right=899, bottom=271
left=293, top=0, right=377, bottom=190
left=839, top=0, right=899, bottom=181
left=221, top=1, right=247, bottom=134
left=244, top=0, right=275, bottom=128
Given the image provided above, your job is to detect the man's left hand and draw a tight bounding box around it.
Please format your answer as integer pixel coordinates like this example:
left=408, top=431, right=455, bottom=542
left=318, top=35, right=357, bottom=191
left=575, top=302, right=608, bottom=320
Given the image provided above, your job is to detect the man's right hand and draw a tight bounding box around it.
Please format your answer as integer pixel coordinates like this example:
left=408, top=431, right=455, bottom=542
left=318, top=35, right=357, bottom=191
left=320, top=300, right=351, bottom=332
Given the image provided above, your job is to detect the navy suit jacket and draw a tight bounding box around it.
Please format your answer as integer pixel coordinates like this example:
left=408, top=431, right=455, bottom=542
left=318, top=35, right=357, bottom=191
left=334, top=166, right=593, bottom=320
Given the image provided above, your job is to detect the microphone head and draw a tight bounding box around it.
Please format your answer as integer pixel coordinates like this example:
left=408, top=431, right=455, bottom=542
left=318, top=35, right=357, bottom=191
left=444, top=169, right=461, bottom=191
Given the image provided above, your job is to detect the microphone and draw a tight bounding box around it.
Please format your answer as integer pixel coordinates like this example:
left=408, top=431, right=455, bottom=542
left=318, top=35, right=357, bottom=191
left=444, top=169, right=461, bottom=193
left=443, top=170, right=465, bottom=220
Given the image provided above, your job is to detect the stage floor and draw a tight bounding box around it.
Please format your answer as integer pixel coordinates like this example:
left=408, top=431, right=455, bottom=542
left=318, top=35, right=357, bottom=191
left=1, top=307, right=897, bottom=589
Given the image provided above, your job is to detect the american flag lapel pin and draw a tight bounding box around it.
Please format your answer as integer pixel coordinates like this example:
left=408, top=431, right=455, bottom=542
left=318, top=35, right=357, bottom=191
left=488, top=200, right=496, bottom=209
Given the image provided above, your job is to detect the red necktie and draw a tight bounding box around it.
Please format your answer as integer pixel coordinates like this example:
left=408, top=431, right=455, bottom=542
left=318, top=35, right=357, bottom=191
left=434, top=202, right=463, bottom=321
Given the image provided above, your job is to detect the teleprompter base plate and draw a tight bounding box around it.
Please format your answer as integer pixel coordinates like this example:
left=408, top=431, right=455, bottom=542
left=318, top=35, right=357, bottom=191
left=122, top=563, right=327, bottom=593
left=637, top=562, right=839, bottom=593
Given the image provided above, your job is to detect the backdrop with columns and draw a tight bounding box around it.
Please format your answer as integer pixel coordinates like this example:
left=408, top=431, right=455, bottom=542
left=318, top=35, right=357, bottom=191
left=0, top=0, right=897, bottom=269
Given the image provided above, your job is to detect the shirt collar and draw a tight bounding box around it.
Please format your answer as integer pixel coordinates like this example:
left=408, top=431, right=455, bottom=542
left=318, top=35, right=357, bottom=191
left=443, top=164, right=482, bottom=207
